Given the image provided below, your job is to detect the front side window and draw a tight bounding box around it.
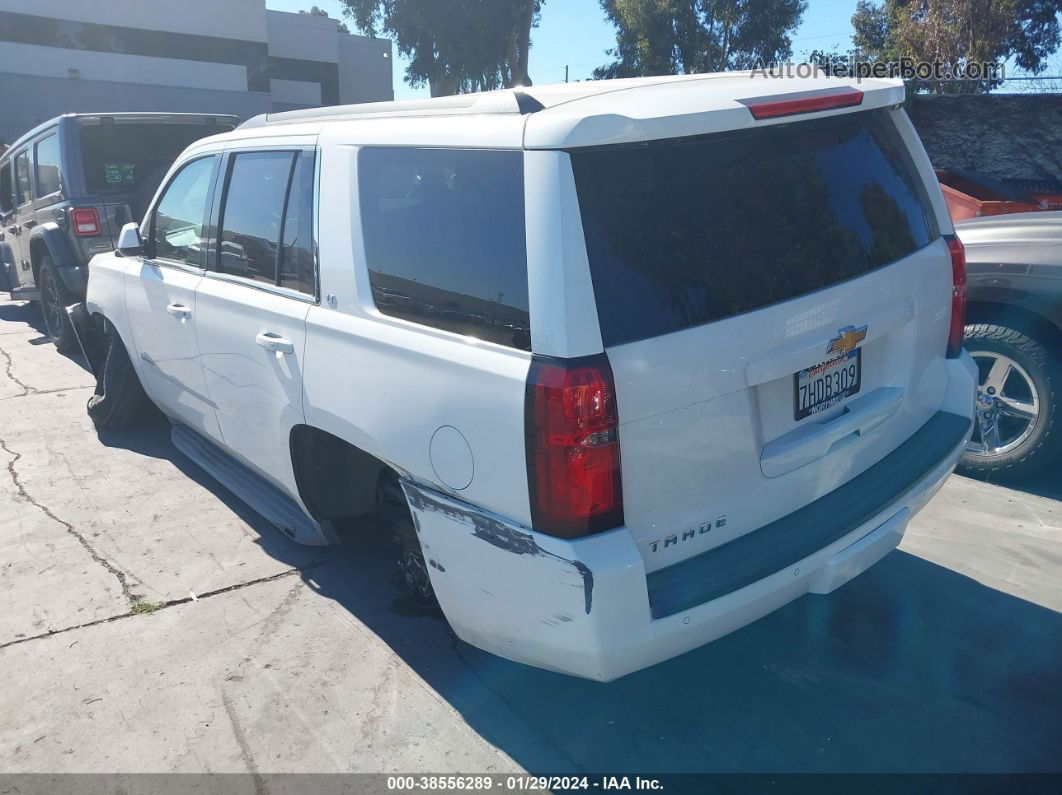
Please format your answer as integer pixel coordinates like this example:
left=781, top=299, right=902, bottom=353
left=14, top=150, right=31, bottom=205
left=151, top=156, right=216, bottom=267
left=34, top=133, right=63, bottom=198
left=217, top=150, right=297, bottom=287
left=359, top=147, right=530, bottom=351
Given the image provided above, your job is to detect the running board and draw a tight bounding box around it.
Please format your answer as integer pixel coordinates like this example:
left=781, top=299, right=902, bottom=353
left=171, top=424, right=336, bottom=546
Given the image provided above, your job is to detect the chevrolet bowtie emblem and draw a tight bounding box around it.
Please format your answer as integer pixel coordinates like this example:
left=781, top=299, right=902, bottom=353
left=827, top=325, right=868, bottom=356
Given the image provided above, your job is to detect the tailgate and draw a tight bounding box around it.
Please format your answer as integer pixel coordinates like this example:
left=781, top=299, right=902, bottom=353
left=569, top=108, right=951, bottom=573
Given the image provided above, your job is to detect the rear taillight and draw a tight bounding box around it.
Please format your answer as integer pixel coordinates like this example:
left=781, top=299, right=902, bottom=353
left=945, top=235, right=967, bottom=358
left=525, top=353, right=624, bottom=539
left=71, top=208, right=101, bottom=236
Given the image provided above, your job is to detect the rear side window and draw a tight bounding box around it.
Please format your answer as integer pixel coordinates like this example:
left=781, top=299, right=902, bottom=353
left=34, top=133, right=63, bottom=197
left=151, top=156, right=216, bottom=267
left=0, top=162, right=12, bottom=213
left=216, top=150, right=315, bottom=295
left=359, top=147, right=531, bottom=351
left=571, top=110, right=938, bottom=346
left=14, top=150, right=31, bottom=205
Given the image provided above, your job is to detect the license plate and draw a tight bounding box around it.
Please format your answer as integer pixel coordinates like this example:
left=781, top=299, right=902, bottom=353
left=794, top=350, right=861, bottom=420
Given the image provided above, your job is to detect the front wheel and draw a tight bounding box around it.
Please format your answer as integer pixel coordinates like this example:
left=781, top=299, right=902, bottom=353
left=959, top=323, right=1062, bottom=480
left=38, top=255, right=78, bottom=353
left=87, top=322, right=152, bottom=431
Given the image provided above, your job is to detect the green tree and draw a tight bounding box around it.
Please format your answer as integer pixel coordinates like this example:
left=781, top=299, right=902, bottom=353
left=339, top=1, right=543, bottom=97
left=594, top=0, right=807, bottom=79
left=851, top=0, right=1062, bottom=93
left=300, top=5, right=350, bottom=34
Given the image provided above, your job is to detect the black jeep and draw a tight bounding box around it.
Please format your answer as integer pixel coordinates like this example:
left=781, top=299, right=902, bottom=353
left=0, top=113, right=236, bottom=350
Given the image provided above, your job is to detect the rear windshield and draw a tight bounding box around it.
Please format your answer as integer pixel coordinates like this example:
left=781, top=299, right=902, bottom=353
left=78, top=120, right=233, bottom=197
left=570, top=110, right=938, bottom=346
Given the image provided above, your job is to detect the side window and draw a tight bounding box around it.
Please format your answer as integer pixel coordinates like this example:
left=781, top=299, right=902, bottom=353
left=151, top=156, right=215, bottom=267
left=0, top=161, right=12, bottom=214
left=14, top=150, right=31, bottom=206
left=358, top=147, right=531, bottom=351
left=217, top=151, right=296, bottom=286
left=279, top=152, right=316, bottom=295
left=34, top=133, right=63, bottom=198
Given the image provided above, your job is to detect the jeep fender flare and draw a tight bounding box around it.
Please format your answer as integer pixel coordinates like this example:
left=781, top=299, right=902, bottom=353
left=28, top=223, right=85, bottom=294
left=0, top=240, right=14, bottom=292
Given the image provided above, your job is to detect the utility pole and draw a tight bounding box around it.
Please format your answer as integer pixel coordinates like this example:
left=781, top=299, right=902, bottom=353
left=565, top=65, right=569, bottom=83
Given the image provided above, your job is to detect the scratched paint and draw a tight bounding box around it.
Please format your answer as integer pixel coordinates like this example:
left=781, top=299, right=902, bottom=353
left=402, top=480, right=595, bottom=614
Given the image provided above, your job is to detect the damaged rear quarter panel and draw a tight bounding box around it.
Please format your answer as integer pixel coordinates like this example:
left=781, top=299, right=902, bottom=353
left=401, top=480, right=648, bottom=677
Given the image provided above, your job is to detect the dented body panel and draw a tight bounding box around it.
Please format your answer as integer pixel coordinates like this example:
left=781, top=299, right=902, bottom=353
left=401, top=351, right=973, bottom=682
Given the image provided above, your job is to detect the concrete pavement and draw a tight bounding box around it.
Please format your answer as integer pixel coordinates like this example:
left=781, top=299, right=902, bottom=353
left=0, top=294, right=1059, bottom=774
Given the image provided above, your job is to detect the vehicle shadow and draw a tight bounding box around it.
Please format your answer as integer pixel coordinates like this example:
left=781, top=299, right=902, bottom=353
left=95, top=413, right=326, bottom=569
left=97, top=413, right=1062, bottom=774
left=0, top=300, right=47, bottom=337
left=301, top=534, right=1062, bottom=774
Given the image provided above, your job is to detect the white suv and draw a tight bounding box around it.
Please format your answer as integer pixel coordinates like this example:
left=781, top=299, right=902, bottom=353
left=76, top=73, right=977, bottom=681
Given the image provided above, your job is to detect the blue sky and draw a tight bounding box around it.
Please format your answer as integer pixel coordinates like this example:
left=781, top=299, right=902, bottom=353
left=266, top=0, right=861, bottom=99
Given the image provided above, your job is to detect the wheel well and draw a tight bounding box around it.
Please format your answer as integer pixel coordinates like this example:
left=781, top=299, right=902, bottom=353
left=289, top=425, right=396, bottom=523
left=966, top=301, right=1062, bottom=352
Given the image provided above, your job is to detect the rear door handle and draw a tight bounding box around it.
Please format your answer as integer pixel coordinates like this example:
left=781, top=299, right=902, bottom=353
left=166, top=303, right=191, bottom=319
left=6, top=225, right=18, bottom=235
left=256, top=332, right=294, bottom=354
left=22, top=220, right=36, bottom=230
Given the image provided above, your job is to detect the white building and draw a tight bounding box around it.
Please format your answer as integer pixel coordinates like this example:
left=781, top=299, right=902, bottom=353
left=0, top=0, right=393, bottom=143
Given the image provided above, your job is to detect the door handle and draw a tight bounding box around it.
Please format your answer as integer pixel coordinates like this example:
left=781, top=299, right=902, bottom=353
left=166, top=303, right=191, bottom=319
left=6, top=225, right=18, bottom=235
left=22, top=219, right=36, bottom=230
left=256, top=332, right=294, bottom=354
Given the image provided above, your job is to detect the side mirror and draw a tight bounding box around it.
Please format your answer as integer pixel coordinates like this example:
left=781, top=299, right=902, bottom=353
left=116, top=222, right=143, bottom=257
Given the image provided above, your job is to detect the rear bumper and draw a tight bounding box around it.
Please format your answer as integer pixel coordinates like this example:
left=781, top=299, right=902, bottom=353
left=405, top=354, right=977, bottom=681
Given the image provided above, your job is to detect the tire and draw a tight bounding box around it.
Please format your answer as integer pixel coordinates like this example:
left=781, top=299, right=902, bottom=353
left=391, top=517, right=438, bottom=608
left=958, top=323, right=1062, bottom=480
left=38, top=255, right=78, bottom=353
left=86, top=322, right=152, bottom=431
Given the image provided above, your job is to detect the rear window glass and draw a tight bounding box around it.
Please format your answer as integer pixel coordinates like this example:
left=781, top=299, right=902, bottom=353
left=570, top=110, right=938, bottom=346
left=218, top=151, right=295, bottom=286
left=78, top=120, right=234, bottom=202
left=359, top=147, right=531, bottom=351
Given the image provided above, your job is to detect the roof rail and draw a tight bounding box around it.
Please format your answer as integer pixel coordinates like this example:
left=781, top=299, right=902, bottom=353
left=239, top=88, right=542, bottom=129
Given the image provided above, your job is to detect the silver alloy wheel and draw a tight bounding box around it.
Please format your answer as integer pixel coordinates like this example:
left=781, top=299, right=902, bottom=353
left=966, top=350, right=1040, bottom=457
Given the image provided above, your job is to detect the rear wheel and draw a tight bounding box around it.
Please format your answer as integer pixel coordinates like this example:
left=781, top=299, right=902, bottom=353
left=959, top=323, right=1062, bottom=479
left=87, top=322, right=152, bottom=431
left=377, top=470, right=438, bottom=608
left=391, top=517, right=437, bottom=607
left=38, top=255, right=77, bottom=353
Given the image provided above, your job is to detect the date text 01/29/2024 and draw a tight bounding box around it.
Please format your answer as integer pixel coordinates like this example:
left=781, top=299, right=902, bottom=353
left=795, top=349, right=862, bottom=420
left=385, top=775, right=664, bottom=791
